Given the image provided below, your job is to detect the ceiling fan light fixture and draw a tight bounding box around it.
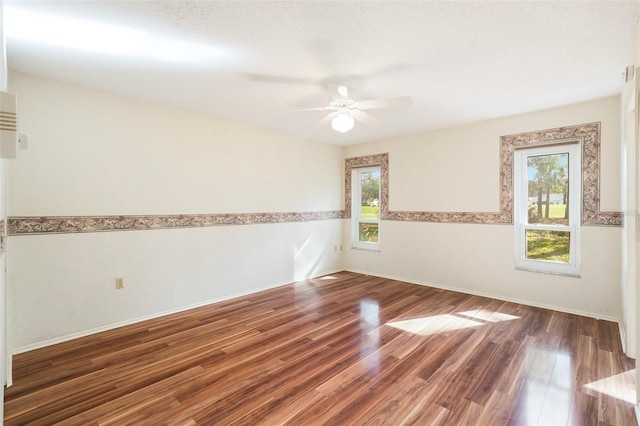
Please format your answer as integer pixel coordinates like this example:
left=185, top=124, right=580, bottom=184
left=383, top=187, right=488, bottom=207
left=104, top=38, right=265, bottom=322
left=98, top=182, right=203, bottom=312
left=331, top=113, right=355, bottom=133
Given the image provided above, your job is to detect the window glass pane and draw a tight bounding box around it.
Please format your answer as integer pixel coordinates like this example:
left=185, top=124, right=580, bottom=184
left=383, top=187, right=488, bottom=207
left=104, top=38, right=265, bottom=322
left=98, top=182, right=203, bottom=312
left=526, top=229, right=570, bottom=263
left=360, top=171, right=380, bottom=219
left=359, top=222, right=379, bottom=243
left=527, top=153, right=569, bottom=225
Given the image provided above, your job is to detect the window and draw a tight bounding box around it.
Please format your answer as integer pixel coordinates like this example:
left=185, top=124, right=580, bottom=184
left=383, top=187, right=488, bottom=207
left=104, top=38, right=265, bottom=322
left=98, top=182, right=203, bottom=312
left=352, top=166, right=381, bottom=250
left=514, top=143, right=580, bottom=276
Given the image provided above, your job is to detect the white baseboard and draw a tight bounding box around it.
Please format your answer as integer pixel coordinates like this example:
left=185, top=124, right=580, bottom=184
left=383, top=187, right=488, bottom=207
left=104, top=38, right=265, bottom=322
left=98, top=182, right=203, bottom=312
left=618, top=322, right=635, bottom=359
left=7, top=267, right=623, bottom=388
left=9, top=268, right=344, bottom=358
left=6, top=349, right=12, bottom=388
left=344, top=268, right=621, bottom=323
left=619, top=323, right=627, bottom=355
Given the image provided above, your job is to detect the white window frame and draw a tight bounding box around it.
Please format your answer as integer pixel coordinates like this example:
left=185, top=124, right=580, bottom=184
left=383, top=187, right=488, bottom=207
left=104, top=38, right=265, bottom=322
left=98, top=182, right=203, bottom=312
left=352, top=166, right=381, bottom=251
left=514, top=143, right=581, bottom=276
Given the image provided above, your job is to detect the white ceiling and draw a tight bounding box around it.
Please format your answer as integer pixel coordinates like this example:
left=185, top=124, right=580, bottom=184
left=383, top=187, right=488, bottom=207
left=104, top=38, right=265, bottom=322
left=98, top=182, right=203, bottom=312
left=4, top=1, right=640, bottom=146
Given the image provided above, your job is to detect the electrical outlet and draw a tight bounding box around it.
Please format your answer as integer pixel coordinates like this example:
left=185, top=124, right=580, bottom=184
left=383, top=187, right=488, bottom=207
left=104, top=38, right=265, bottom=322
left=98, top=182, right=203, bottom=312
left=115, top=277, right=124, bottom=289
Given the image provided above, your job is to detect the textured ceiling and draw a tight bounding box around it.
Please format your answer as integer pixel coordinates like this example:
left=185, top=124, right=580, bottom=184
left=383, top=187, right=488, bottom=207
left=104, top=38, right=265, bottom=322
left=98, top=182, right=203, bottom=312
left=5, top=1, right=640, bottom=146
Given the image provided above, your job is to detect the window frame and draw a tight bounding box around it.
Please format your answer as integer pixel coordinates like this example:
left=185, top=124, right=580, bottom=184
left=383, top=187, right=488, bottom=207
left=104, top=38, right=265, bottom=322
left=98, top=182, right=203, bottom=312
left=514, top=143, right=581, bottom=276
left=351, top=165, right=381, bottom=251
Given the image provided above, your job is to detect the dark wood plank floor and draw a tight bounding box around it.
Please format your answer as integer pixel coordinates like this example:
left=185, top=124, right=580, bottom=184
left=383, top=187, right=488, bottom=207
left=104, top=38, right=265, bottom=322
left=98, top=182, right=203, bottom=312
left=4, top=271, right=636, bottom=425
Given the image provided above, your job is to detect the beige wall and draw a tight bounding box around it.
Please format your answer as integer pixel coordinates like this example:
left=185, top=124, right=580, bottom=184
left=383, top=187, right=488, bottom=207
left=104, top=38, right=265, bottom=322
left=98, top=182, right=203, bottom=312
left=344, top=96, right=622, bottom=319
left=5, top=71, right=625, bottom=354
left=8, top=73, right=343, bottom=215
left=7, top=72, right=345, bottom=351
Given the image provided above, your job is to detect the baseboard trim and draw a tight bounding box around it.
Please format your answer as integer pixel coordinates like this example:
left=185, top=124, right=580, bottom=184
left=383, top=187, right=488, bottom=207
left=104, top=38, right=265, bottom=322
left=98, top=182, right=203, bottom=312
left=344, top=268, right=621, bottom=323
left=7, top=267, right=623, bottom=386
left=10, top=268, right=344, bottom=358
left=6, top=349, right=12, bottom=388
left=618, top=322, right=631, bottom=359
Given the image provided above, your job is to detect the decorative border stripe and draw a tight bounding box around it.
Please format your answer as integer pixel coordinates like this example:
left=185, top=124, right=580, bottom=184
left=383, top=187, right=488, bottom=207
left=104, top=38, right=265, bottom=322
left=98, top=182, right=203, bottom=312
left=384, top=211, right=507, bottom=224
left=344, top=152, right=510, bottom=224
left=7, top=121, right=621, bottom=235
left=345, top=122, right=621, bottom=226
left=501, top=122, right=621, bottom=226
left=0, top=219, right=5, bottom=252
left=344, top=153, right=390, bottom=219
left=7, top=211, right=346, bottom=236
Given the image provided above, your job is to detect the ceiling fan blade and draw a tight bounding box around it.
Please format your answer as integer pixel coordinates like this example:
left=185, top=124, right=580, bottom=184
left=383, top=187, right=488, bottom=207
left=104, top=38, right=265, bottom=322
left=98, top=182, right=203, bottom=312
left=327, top=83, right=349, bottom=102
left=238, top=72, right=319, bottom=86
left=317, top=112, right=337, bottom=127
left=358, top=96, right=413, bottom=110
left=287, top=106, right=334, bottom=113
left=351, top=109, right=382, bottom=127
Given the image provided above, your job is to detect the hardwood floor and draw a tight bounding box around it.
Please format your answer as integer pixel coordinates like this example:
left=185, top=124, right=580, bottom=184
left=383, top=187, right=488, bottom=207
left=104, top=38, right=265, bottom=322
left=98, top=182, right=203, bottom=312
left=4, top=271, right=636, bottom=425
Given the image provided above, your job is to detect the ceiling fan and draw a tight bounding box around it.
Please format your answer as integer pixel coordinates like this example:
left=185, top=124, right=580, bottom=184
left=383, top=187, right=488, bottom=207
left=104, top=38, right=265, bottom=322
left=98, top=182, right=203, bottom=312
left=295, top=84, right=413, bottom=133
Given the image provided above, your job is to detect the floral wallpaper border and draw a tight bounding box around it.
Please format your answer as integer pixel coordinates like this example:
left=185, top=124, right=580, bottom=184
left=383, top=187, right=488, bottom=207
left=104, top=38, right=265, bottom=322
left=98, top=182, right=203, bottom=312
left=501, top=122, right=621, bottom=226
left=0, top=220, right=5, bottom=252
left=346, top=121, right=621, bottom=226
left=344, top=152, right=510, bottom=224
left=344, top=153, right=390, bottom=218
left=7, top=121, right=620, bottom=236
left=7, top=211, right=345, bottom=236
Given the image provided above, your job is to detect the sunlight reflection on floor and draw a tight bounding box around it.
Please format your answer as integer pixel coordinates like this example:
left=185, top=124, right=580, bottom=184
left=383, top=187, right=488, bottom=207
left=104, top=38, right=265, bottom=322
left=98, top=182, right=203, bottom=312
left=457, top=309, right=520, bottom=322
left=584, top=369, right=636, bottom=404
left=386, top=314, right=484, bottom=336
left=386, top=309, right=520, bottom=336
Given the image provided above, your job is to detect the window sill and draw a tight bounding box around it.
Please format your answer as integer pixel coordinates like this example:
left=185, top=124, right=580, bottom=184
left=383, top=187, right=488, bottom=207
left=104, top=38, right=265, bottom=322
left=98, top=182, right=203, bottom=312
left=351, top=246, right=381, bottom=253
left=515, top=266, right=580, bottom=278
